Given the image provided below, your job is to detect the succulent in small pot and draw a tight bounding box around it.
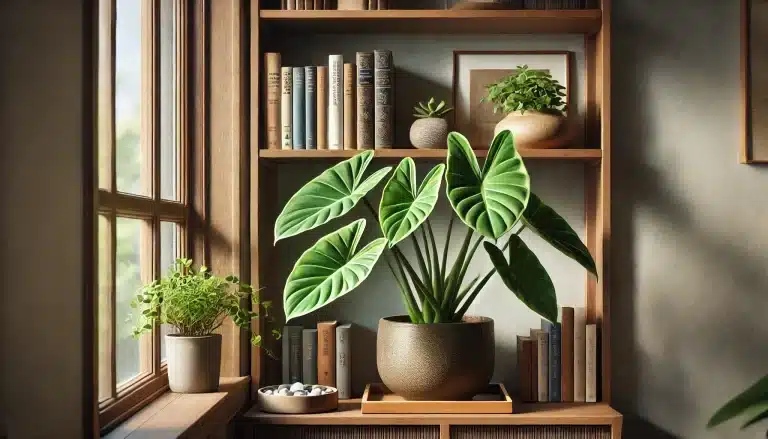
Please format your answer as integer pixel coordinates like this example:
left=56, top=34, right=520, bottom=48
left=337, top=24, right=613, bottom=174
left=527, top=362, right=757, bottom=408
left=410, top=97, right=453, bottom=149
left=131, top=258, right=278, bottom=393
left=483, top=65, right=567, bottom=148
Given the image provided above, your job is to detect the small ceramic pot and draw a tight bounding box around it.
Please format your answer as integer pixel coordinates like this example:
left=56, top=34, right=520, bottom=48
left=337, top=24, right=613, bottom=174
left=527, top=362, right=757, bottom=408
left=166, top=334, right=222, bottom=393
left=493, top=110, right=565, bottom=147
left=376, top=315, right=495, bottom=401
left=409, top=118, right=449, bottom=149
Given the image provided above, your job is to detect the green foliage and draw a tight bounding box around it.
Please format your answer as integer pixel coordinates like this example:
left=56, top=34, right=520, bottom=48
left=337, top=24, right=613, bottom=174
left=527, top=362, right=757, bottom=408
left=709, top=374, right=768, bottom=431
left=413, top=97, right=453, bottom=119
left=482, top=65, right=567, bottom=115
left=131, top=258, right=278, bottom=355
left=274, top=130, right=597, bottom=324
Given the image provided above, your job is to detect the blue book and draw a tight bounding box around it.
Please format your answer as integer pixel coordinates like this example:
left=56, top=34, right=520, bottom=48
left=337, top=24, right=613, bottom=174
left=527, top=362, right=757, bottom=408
left=292, top=67, right=306, bottom=150
left=304, top=66, right=316, bottom=149
left=542, top=319, right=561, bottom=402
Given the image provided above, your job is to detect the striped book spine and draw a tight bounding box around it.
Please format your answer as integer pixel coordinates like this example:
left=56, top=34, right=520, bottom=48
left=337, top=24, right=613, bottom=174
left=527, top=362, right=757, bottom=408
left=305, top=66, right=317, bottom=149
left=292, top=67, right=305, bottom=150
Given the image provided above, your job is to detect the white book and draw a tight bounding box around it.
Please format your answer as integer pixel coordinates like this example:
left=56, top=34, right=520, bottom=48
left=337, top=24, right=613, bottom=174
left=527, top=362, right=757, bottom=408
left=280, top=67, right=293, bottom=150
left=586, top=324, right=597, bottom=402
left=531, top=329, right=548, bottom=403
left=328, top=55, right=344, bottom=150
left=336, top=323, right=352, bottom=399
left=573, top=307, right=587, bottom=402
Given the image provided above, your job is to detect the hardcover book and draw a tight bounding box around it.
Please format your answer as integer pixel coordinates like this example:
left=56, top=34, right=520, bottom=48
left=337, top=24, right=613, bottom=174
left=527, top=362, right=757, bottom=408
left=302, top=329, right=318, bottom=384
left=542, top=319, right=561, bottom=402
left=282, top=325, right=303, bottom=384
left=338, top=0, right=367, bottom=8
left=531, top=329, right=548, bottom=402
left=373, top=50, right=393, bottom=148
left=292, top=67, right=306, bottom=149
left=368, top=0, right=378, bottom=9
left=517, top=335, right=534, bottom=402
left=265, top=53, right=281, bottom=150
left=328, top=55, right=344, bottom=150
left=561, top=307, right=575, bottom=402
left=573, top=307, right=587, bottom=402
left=317, top=66, right=328, bottom=149
left=343, top=63, right=356, bottom=150
left=586, top=323, right=598, bottom=402
left=378, top=0, right=388, bottom=8
left=336, top=324, right=352, bottom=399
left=317, top=321, right=338, bottom=387
left=280, top=67, right=293, bottom=150
left=356, top=52, right=375, bottom=150
left=305, top=66, right=317, bottom=149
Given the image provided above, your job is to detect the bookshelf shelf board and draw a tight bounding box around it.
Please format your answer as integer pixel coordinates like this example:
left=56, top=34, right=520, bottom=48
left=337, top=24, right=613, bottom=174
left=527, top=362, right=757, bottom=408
left=259, top=10, right=603, bottom=35
left=259, top=148, right=602, bottom=162
left=244, top=401, right=621, bottom=426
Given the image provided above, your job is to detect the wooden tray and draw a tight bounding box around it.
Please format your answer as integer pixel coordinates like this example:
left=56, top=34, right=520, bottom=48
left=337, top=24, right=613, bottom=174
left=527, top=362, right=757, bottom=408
left=361, top=383, right=513, bottom=414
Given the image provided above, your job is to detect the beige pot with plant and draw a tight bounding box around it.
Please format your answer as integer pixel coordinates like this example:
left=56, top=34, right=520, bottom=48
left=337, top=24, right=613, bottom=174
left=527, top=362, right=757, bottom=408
left=484, top=65, right=567, bottom=148
left=410, top=98, right=453, bottom=149
left=132, top=259, right=277, bottom=393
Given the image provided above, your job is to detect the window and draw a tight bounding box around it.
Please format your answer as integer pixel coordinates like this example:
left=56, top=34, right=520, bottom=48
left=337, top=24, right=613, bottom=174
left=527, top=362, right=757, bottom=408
left=97, top=0, right=188, bottom=430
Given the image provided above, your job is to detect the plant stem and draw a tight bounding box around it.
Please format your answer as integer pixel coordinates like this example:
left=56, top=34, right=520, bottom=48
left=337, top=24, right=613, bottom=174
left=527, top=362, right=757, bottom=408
left=440, top=215, right=455, bottom=278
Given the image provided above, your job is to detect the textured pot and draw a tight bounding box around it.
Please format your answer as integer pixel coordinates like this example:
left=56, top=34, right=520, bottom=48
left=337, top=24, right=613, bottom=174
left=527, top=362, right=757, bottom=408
left=493, top=110, right=565, bottom=147
left=409, top=117, right=449, bottom=149
left=166, top=334, right=222, bottom=393
left=376, top=315, right=494, bottom=400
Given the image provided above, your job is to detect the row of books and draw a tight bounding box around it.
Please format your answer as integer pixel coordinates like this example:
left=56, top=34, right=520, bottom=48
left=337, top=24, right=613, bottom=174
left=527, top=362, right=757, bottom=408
left=517, top=307, right=599, bottom=403
left=282, top=321, right=353, bottom=399
left=265, top=51, right=394, bottom=151
left=280, top=0, right=390, bottom=9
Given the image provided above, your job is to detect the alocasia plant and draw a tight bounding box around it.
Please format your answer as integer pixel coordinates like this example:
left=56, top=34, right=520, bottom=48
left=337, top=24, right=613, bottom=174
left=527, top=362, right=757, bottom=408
left=274, top=130, right=597, bottom=324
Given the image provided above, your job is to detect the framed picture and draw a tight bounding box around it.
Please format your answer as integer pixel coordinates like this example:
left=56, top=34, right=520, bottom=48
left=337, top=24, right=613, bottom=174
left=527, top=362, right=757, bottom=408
left=452, top=50, right=573, bottom=148
left=742, top=0, right=768, bottom=163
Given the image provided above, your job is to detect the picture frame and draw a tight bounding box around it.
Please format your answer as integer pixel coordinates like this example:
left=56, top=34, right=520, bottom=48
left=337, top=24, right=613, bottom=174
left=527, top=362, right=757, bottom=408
left=741, top=0, right=768, bottom=163
left=452, top=50, right=574, bottom=148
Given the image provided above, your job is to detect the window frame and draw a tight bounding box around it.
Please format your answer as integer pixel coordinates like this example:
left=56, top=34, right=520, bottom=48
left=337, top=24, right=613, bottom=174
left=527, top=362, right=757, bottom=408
left=96, top=0, right=191, bottom=431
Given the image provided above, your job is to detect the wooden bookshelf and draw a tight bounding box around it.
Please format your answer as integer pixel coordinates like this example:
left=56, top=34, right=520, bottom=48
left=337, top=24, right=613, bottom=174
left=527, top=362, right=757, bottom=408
left=258, top=148, right=602, bottom=161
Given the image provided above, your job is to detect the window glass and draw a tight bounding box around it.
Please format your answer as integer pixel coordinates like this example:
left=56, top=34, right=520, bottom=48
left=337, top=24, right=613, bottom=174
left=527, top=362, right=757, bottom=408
left=160, top=0, right=178, bottom=201
left=116, top=217, right=145, bottom=385
left=159, top=221, right=180, bottom=361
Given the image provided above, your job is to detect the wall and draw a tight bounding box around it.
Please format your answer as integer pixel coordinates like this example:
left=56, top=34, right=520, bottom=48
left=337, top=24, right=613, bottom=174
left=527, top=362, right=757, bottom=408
left=0, top=0, right=89, bottom=437
left=611, top=0, right=768, bottom=438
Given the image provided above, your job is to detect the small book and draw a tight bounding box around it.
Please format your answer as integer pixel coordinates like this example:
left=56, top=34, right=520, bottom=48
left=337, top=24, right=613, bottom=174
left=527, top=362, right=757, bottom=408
left=282, top=325, right=303, bottom=384
left=296, top=0, right=304, bottom=10
left=328, top=55, right=344, bottom=150
left=305, top=0, right=314, bottom=9
left=356, top=52, right=375, bottom=150
left=542, top=319, right=561, bottom=402
left=305, top=66, right=317, bottom=149
left=302, top=329, right=318, bottom=384
left=561, top=307, right=575, bottom=402
left=343, top=63, right=356, bottom=150
left=378, top=0, right=388, bottom=8
left=338, top=0, right=367, bottom=8
left=516, top=335, right=533, bottom=402
left=292, top=67, right=306, bottom=150
left=368, top=0, right=378, bottom=8
left=287, top=0, right=295, bottom=10
left=317, top=66, right=328, bottom=150
left=280, top=67, right=293, bottom=150
left=586, top=324, right=598, bottom=402
left=373, top=50, right=393, bottom=149
left=573, top=307, right=587, bottom=402
left=336, top=324, right=352, bottom=399
left=317, top=321, right=338, bottom=387
left=531, top=329, right=548, bottom=402
left=281, top=0, right=287, bottom=10
left=314, top=0, right=322, bottom=9
left=265, top=53, right=281, bottom=150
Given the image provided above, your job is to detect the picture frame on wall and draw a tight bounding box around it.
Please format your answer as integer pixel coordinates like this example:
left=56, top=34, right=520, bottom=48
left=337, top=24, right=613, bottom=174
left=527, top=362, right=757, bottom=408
left=452, top=50, right=575, bottom=148
left=742, top=0, right=768, bottom=163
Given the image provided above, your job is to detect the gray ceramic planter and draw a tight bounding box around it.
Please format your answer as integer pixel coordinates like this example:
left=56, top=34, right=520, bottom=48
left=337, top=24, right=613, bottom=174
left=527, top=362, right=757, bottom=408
left=166, top=334, right=222, bottom=393
left=376, top=315, right=494, bottom=400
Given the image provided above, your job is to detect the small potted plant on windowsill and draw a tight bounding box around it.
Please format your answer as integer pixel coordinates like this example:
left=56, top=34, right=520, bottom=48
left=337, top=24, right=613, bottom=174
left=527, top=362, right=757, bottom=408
left=132, top=258, right=277, bottom=393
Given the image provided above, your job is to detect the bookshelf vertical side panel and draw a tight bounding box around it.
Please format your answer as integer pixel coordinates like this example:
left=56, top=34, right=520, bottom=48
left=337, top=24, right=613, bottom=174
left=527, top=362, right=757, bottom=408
left=250, top=0, right=263, bottom=400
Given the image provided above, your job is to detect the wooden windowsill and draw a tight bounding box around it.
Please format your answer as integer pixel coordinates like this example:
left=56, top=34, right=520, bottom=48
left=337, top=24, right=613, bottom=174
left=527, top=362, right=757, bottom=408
left=104, top=377, right=249, bottom=439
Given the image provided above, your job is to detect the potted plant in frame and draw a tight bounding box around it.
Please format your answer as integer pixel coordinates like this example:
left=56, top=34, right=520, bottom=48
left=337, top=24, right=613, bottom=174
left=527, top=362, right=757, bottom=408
left=132, top=258, right=276, bottom=393
left=274, top=130, right=597, bottom=401
left=483, top=65, right=567, bottom=148
left=410, top=97, right=453, bottom=149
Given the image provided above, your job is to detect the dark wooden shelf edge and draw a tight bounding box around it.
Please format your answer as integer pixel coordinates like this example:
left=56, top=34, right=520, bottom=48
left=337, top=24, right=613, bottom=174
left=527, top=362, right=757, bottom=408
left=258, top=148, right=602, bottom=162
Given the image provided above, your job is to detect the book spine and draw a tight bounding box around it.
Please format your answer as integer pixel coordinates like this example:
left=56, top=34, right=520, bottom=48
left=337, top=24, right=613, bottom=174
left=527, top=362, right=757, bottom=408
left=280, top=67, right=293, bottom=150
left=281, top=0, right=287, bottom=10
left=343, top=63, right=356, bottom=150
left=368, top=0, right=378, bottom=9
left=317, top=321, right=338, bottom=387
left=314, top=0, right=322, bottom=9
left=573, top=307, right=586, bottom=402
left=317, top=66, right=328, bottom=150
left=328, top=55, right=344, bottom=150
left=282, top=327, right=290, bottom=383
left=292, top=67, right=305, bottom=150
left=532, top=329, right=548, bottom=402
left=517, top=336, right=532, bottom=402
left=296, top=0, right=304, bottom=9
left=356, top=52, right=374, bottom=150
left=378, top=0, right=388, bottom=8
left=336, top=324, right=352, bottom=399
left=338, top=0, right=367, bottom=8
left=305, top=66, right=317, bottom=149
left=374, top=50, right=393, bottom=149
left=289, top=327, right=303, bottom=383
left=586, top=324, right=597, bottom=402
left=305, top=0, right=313, bottom=9
left=287, top=0, right=295, bottom=9
left=543, top=320, right=561, bottom=402
left=561, top=307, right=574, bottom=402
left=265, top=53, right=281, bottom=150
left=302, top=329, right=318, bottom=384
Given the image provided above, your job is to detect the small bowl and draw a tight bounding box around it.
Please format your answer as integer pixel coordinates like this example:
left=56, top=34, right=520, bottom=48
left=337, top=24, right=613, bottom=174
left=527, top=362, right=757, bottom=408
left=258, top=385, right=339, bottom=414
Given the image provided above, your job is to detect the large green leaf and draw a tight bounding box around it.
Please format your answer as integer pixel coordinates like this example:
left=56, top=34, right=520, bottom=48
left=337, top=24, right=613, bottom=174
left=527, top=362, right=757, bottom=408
left=484, top=237, right=557, bottom=323
left=283, top=219, right=387, bottom=321
left=445, top=130, right=530, bottom=240
left=274, top=151, right=392, bottom=242
left=379, top=158, right=445, bottom=247
left=708, top=374, right=768, bottom=428
left=523, top=193, right=598, bottom=277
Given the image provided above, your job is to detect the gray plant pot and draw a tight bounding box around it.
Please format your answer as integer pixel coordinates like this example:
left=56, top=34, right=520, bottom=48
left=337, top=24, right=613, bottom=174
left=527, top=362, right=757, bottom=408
left=409, top=118, right=449, bottom=149
left=376, top=315, right=494, bottom=401
left=166, top=334, right=222, bottom=393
